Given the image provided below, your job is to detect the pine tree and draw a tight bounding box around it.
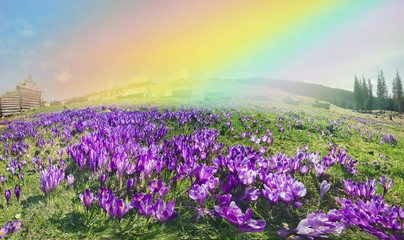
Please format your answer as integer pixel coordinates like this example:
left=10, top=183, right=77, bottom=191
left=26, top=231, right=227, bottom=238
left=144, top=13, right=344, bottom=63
left=377, top=70, right=388, bottom=112
left=361, top=77, right=368, bottom=112
left=366, top=78, right=374, bottom=113
left=354, top=76, right=361, bottom=111
left=392, top=69, right=403, bottom=112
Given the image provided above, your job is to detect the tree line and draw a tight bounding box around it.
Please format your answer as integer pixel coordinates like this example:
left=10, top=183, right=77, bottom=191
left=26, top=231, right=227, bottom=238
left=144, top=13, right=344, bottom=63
left=353, top=69, right=403, bottom=113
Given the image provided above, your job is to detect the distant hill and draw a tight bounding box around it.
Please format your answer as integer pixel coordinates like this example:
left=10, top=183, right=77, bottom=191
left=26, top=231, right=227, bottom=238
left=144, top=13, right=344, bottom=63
left=63, top=78, right=354, bottom=109
left=237, top=78, right=354, bottom=109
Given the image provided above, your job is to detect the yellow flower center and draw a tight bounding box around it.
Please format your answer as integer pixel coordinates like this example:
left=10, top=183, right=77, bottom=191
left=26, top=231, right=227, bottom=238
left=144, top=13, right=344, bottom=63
left=121, top=206, right=124, bottom=211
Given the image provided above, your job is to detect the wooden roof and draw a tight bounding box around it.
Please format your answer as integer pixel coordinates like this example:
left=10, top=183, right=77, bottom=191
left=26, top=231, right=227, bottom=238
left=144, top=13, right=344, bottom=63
left=16, top=75, right=43, bottom=92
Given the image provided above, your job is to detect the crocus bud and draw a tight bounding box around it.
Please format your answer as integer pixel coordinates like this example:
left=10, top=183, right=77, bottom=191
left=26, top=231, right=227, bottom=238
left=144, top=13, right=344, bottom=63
left=126, top=178, right=135, bottom=197
left=100, top=173, right=108, bottom=186
left=67, top=174, right=74, bottom=190
left=5, top=189, right=11, bottom=207
left=15, top=186, right=21, bottom=203
left=0, top=175, right=5, bottom=187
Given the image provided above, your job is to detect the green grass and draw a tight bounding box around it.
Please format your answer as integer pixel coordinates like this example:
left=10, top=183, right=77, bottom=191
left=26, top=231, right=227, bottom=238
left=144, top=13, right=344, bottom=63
left=0, top=99, right=403, bottom=239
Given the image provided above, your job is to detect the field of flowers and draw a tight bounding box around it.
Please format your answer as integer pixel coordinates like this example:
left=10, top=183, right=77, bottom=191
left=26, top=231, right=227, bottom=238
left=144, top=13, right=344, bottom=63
left=0, top=102, right=403, bottom=239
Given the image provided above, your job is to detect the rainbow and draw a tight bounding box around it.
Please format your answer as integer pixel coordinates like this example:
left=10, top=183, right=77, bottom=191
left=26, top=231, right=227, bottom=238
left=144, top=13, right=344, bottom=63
left=0, top=0, right=384, bottom=99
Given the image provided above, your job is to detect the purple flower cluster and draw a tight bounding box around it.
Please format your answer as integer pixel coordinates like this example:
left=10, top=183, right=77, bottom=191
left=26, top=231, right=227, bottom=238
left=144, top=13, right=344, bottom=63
left=97, top=187, right=133, bottom=219
left=215, top=200, right=266, bottom=234
left=40, top=164, right=65, bottom=201
left=132, top=193, right=177, bottom=222
left=296, top=176, right=403, bottom=239
left=295, top=209, right=345, bottom=238
left=0, top=220, right=23, bottom=238
left=0, top=104, right=401, bottom=238
left=261, top=172, right=306, bottom=207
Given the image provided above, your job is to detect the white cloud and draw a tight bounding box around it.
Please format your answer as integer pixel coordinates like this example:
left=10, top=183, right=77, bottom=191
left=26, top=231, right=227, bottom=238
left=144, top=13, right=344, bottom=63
left=4, top=18, right=36, bottom=37
left=43, top=39, right=56, bottom=48
left=54, top=69, right=73, bottom=83
left=40, top=61, right=56, bottom=69
left=19, top=27, right=36, bottom=37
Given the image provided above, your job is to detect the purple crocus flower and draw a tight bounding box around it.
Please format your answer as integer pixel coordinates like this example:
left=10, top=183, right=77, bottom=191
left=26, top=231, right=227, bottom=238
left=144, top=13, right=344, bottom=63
left=240, top=187, right=261, bottom=202
left=299, top=164, right=310, bottom=177
left=116, top=154, right=128, bottom=182
left=231, top=219, right=266, bottom=234
left=379, top=175, right=393, bottom=196
left=148, top=179, right=163, bottom=196
left=189, top=184, right=208, bottom=208
left=79, top=189, right=95, bottom=212
left=279, top=189, right=293, bottom=203
left=239, top=169, right=257, bottom=186
left=138, top=194, right=154, bottom=220
left=221, top=201, right=266, bottom=233
left=14, top=186, right=21, bottom=203
left=152, top=199, right=178, bottom=222
left=226, top=201, right=252, bottom=226
left=115, top=199, right=134, bottom=219
left=295, top=210, right=345, bottom=238
left=125, top=163, right=136, bottom=175
left=11, top=220, right=23, bottom=232
left=292, top=181, right=307, bottom=200
left=142, top=159, right=155, bottom=181
left=0, top=175, right=5, bottom=187
left=5, top=190, right=11, bottom=207
left=399, top=207, right=404, bottom=219
left=194, top=164, right=216, bottom=185
left=213, top=194, right=232, bottom=218
left=19, top=173, right=25, bottom=182
left=67, top=174, right=74, bottom=190
left=126, top=178, right=135, bottom=197
left=97, top=187, right=110, bottom=211
left=158, top=182, right=170, bottom=198
left=132, top=192, right=145, bottom=209
left=314, top=162, right=327, bottom=177
left=262, top=185, right=279, bottom=204
left=58, top=149, right=64, bottom=159
left=319, top=180, right=331, bottom=205
left=342, top=179, right=355, bottom=197
left=9, top=165, right=16, bottom=179
left=100, top=173, right=108, bottom=187
left=0, top=221, right=12, bottom=238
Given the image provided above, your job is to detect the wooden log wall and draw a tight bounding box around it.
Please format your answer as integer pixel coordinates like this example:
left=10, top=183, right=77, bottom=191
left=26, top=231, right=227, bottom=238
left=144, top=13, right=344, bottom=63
left=0, top=87, right=42, bottom=116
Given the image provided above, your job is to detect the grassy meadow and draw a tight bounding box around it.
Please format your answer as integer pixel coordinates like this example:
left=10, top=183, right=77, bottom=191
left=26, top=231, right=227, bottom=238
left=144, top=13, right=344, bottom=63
left=0, top=98, right=403, bottom=239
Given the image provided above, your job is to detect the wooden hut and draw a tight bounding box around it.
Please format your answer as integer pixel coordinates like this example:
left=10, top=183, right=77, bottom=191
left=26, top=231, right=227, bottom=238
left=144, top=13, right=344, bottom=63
left=0, top=75, right=43, bottom=116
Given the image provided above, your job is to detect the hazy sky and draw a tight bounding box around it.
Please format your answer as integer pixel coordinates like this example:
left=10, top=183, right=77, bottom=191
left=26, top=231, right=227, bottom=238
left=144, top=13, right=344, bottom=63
left=1, top=0, right=403, bottom=100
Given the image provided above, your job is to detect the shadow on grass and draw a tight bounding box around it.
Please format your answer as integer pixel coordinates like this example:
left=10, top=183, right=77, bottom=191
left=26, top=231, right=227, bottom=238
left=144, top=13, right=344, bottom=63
left=20, top=194, right=45, bottom=209
left=52, top=210, right=87, bottom=233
